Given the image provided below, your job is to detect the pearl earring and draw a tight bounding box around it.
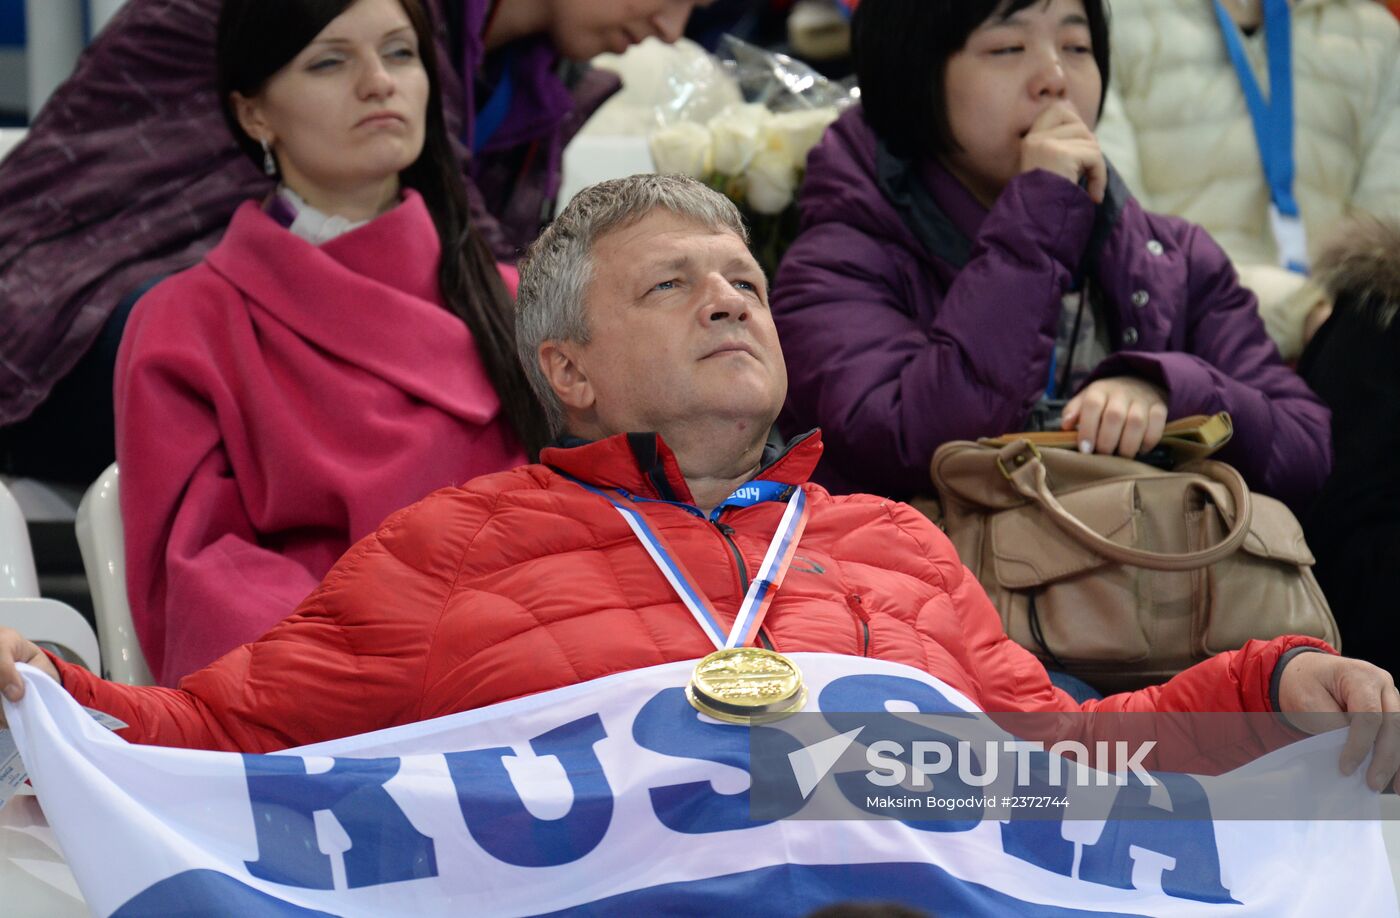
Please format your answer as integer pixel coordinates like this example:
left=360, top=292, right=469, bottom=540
left=260, top=138, right=277, bottom=177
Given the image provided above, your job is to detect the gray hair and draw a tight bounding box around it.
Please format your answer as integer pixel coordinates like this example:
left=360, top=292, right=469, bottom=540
left=516, top=173, right=750, bottom=436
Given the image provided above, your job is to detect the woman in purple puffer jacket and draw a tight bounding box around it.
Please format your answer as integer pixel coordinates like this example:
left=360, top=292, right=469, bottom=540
left=772, top=0, right=1330, bottom=512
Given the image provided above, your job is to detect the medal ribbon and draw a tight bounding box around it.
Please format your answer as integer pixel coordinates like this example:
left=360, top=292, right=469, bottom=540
left=1212, top=0, right=1309, bottom=273
left=571, top=479, right=810, bottom=651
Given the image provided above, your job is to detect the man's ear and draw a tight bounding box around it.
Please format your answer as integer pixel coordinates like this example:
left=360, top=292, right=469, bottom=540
left=538, top=340, right=594, bottom=414
left=231, top=91, right=271, bottom=146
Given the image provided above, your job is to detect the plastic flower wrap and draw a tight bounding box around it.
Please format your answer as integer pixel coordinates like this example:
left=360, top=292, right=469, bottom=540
left=646, top=37, right=858, bottom=277
left=584, top=37, right=743, bottom=137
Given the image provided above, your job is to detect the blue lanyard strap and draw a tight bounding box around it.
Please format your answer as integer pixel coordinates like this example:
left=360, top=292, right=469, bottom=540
left=472, top=50, right=516, bottom=157
left=1213, top=0, right=1298, bottom=217
left=602, top=478, right=795, bottom=523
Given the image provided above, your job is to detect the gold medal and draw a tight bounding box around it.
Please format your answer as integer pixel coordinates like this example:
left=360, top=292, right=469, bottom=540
left=686, top=647, right=807, bottom=724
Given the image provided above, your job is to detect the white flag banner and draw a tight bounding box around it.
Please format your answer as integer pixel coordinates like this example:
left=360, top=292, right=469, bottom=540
left=3, top=655, right=1396, bottom=917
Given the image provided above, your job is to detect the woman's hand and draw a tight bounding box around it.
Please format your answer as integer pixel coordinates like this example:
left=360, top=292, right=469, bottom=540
left=1062, top=376, right=1169, bottom=458
left=1019, top=102, right=1108, bottom=204
left=0, top=627, right=61, bottom=725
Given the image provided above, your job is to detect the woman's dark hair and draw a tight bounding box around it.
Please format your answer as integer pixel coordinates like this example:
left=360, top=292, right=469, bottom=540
left=216, top=0, right=548, bottom=454
left=853, top=0, right=1111, bottom=160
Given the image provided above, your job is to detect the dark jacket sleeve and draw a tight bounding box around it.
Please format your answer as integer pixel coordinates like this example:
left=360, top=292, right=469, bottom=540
left=776, top=171, right=1097, bottom=498
left=1086, top=221, right=1332, bottom=511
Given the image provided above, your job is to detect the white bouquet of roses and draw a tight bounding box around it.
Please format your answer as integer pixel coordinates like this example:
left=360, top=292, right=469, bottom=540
left=652, top=104, right=838, bottom=215
left=646, top=37, right=857, bottom=275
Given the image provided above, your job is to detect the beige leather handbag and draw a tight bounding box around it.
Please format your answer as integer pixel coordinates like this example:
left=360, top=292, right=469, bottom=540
left=929, top=431, right=1339, bottom=692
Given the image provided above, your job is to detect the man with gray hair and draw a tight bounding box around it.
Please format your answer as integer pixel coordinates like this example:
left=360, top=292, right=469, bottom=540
left=0, top=175, right=1395, bottom=797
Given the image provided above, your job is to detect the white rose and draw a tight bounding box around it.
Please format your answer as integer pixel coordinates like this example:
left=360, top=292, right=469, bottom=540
left=708, top=104, right=770, bottom=175
left=745, top=149, right=798, bottom=215
left=649, top=122, right=714, bottom=179
left=764, top=108, right=839, bottom=170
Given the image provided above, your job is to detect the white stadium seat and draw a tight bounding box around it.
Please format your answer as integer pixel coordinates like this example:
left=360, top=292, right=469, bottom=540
left=0, top=598, right=100, bottom=675
left=0, top=479, right=100, bottom=673
left=0, top=477, right=39, bottom=599
left=75, top=464, right=152, bottom=685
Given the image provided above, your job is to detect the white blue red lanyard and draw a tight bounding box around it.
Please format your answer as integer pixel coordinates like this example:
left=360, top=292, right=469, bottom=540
left=572, top=478, right=810, bottom=650
left=1213, top=0, right=1309, bottom=274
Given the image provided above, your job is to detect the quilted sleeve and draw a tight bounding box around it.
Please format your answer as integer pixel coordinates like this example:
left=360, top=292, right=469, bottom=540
left=53, top=485, right=498, bottom=753
left=1350, top=9, right=1400, bottom=219
left=1083, top=219, right=1332, bottom=512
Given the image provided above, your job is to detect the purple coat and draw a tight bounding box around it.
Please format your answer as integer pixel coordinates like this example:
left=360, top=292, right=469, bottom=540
left=773, top=109, right=1331, bottom=511
left=0, top=0, right=616, bottom=426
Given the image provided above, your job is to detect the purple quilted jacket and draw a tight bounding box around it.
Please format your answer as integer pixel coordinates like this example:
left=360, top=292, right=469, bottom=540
left=773, top=108, right=1330, bottom=511
left=0, top=0, right=615, bottom=426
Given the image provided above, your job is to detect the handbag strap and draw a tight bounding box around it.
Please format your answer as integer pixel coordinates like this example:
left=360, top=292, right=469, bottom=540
left=995, top=441, right=1254, bottom=572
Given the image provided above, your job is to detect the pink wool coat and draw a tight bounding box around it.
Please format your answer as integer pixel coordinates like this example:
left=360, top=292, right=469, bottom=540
left=115, top=191, right=526, bottom=685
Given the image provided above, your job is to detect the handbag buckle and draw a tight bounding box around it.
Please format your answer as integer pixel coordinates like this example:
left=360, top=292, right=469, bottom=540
left=996, top=440, right=1042, bottom=480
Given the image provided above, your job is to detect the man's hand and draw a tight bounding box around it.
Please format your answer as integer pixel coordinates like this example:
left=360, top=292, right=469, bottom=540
left=1019, top=102, right=1108, bottom=204
left=0, top=627, right=60, bottom=726
left=1062, top=376, right=1169, bottom=458
left=1278, top=652, right=1400, bottom=792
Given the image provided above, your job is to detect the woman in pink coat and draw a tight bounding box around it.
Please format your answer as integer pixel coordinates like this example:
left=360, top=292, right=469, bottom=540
left=116, top=0, right=544, bottom=685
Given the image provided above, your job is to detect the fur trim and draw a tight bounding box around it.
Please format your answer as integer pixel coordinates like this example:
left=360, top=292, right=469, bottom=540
left=1312, top=216, right=1400, bottom=331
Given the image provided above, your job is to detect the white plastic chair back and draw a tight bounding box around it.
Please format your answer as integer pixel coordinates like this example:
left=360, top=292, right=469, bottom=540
left=0, top=479, right=101, bottom=673
left=0, top=129, right=25, bottom=167
left=0, top=479, right=40, bottom=598
left=76, top=464, right=153, bottom=685
left=0, top=597, right=101, bottom=674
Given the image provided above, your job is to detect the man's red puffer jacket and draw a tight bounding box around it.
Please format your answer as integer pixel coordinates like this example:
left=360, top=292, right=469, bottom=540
left=54, top=433, right=1328, bottom=752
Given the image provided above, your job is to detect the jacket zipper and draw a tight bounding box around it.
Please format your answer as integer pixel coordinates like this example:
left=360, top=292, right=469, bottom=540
left=846, top=594, right=871, bottom=656
left=715, top=520, right=775, bottom=650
